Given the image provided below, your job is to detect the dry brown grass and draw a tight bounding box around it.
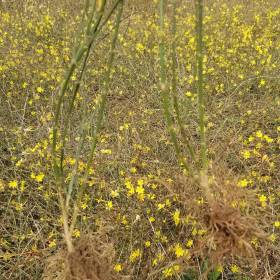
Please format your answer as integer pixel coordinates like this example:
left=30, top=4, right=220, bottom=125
left=43, top=230, right=125, bottom=280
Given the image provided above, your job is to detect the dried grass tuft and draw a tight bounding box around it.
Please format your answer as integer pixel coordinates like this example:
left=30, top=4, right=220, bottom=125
left=202, top=201, right=267, bottom=264
left=167, top=166, right=271, bottom=270
left=43, top=232, right=118, bottom=280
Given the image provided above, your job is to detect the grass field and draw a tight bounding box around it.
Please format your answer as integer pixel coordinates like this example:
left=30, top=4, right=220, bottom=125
left=0, top=0, right=279, bottom=279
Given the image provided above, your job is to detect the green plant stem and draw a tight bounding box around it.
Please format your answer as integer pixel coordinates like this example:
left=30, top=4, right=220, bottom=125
left=196, top=0, right=207, bottom=171
left=52, top=0, right=124, bottom=253
left=195, top=0, right=213, bottom=203
left=171, top=0, right=196, bottom=163
left=52, top=1, right=108, bottom=181
left=59, top=0, right=123, bottom=181
left=159, top=0, right=192, bottom=175
left=69, top=0, right=124, bottom=234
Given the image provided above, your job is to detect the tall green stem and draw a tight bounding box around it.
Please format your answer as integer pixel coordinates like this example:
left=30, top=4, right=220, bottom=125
left=195, top=0, right=213, bottom=203
left=171, top=0, right=196, bottom=163
left=159, top=0, right=192, bottom=175
left=69, top=0, right=124, bottom=233
left=196, top=0, right=207, bottom=171
left=51, top=0, right=123, bottom=253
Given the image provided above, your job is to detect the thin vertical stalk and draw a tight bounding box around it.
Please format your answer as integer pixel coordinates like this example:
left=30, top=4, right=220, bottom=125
left=51, top=1, right=106, bottom=253
left=52, top=0, right=123, bottom=253
left=195, top=0, right=213, bottom=203
left=171, top=0, right=196, bottom=163
left=195, top=0, right=207, bottom=171
left=159, top=0, right=192, bottom=175
left=69, top=0, right=124, bottom=234
left=59, top=0, right=123, bottom=178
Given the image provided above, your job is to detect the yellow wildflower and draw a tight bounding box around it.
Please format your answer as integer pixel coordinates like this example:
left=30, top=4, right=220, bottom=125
left=259, top=194, right=267, bottom=207
left=100, top=149, right=112, bottom=155
left=269, top=233, right=276, bottom=242
left=36, top=86, right=44, bottom=93
left=186, top=239, right=193, bottom=248
left=145, top=241, right=151, bottom=248
left=231, top=264, right=239, bottom=273
left=114, top=264, right=122, bottom=272
left=48, top=240, right=56, bottom=248
left=242, top=150, right=251, bottom=159
left=72, top=229, right=80, bottom=238
left=274, top=221, right=280, bottom=228
left=106, top=201, right=113, bottom=210
left=255, top=130, right=263, bottom=138
left=129, top=249, right=141, bottom=262
left=173, top=209, right=180, bottom=226
left=174, top=243, right=184, bottom=258
left=136, top=185, right=145, bottom=201
left=238, top=178, right=248, bottom=187
left=8, top=180, right=18, bottom=189
left=35, top=173, right=45, bottom=183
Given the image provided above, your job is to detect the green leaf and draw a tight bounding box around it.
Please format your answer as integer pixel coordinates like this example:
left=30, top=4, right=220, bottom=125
left=208, top=269, right=221, bottom=280
left=181, top=269, right=198, bottom=280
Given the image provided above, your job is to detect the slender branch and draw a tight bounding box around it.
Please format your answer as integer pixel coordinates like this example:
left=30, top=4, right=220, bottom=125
left=195, top=0, right=214, bottom=203
left=70, top=0, right=124, bottom=233
left=195, top=0, right=207, bottom=171
left=51, top=0, right=109, bottom=253
left=171, top=0, right=196, bottom=163
left=159, top=0, right=193, bottom=175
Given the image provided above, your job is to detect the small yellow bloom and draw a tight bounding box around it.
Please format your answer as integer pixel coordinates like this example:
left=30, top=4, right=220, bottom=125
left=186, top=239, right=193, bottom=248
left=162, top=264, right=180, bottom=278
left=129, top=249, right=141, bottom=262
left=217, top=264, right=223, bottom=273
left=136, top=185, right=145, bottom=201
left=130, top=167, right=137, bottom=173
left=36, top=86, right=44, bottom=93
left=274, top=221, right=280, bottom=228
left=110, top=189, right=119, bottom=198
left=263, top=135, right=273, bottom=143
left=174, top=243, right=184, bottom=258
left=259, top=194, right=267, bottom=207
left=248, top=135, right=254, bottom=142
left=114, top=263, right=122, bottom=272
left=238, top=179, right=248, bottom=187
left=242, top=150, right=251, bottom=159
left=255, top=130, right=263, bottom=138
left=14, top=202, right=23, bottom=211
left=106, top=201, right=113, bottom=210
left=100, top=149, right=112, bottom=155
left=173, top=209, right=180, bottom=226
left=72, top=229, right=80, bottom=238
left=259, top=79, right=266, bottom=86
left=81, top=201, right=88, bottom=210
left=165, top=199, right=171, bottom=207
left=231, top=264, right=239, bottom=273
left=163, top=267, right=173, bottom=277
left=8, top=180, right=18, bottom=189
left=157, top=203, right=165, bottom=210
left=198, top=229, right=207, bottom=235
left=137, top=179, right=144, bottom=187
left=48, top=240, right=56, bottom=248
left=145, top=241, right=151, bottom=248
left=35, top=173, right=45, bottom=183
left=269, top=233, right=276, bottom=242
left=136, top=43, right=145, bottom=53
left=125, top=180, right=135, bottom=196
